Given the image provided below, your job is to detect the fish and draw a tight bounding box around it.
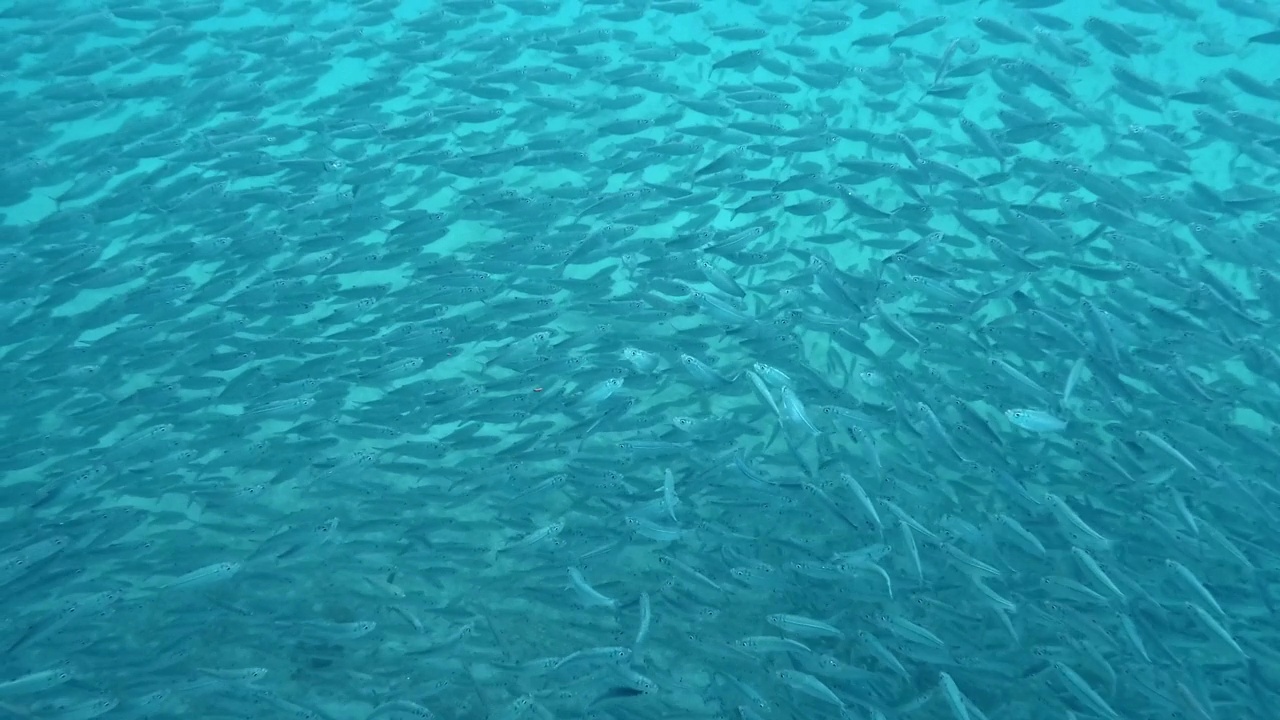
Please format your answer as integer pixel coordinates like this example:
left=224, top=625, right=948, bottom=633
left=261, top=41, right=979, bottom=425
left=1004, top=408, right=1069, bottom=433
left=0, top=2, right=1274, bottom=720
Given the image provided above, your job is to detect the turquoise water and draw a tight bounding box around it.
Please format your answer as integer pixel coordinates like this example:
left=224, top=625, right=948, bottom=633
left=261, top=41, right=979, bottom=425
left=3, top=0, right=1280, bottom=719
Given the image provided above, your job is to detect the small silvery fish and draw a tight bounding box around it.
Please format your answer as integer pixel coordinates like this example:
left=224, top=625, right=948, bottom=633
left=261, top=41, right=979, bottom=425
left=1004, top=408, right=1067, bottom=433
left=6, top=3, right=1276, bottom=718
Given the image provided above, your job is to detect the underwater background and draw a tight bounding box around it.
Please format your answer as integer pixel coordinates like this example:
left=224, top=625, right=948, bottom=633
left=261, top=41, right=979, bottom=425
left=3, top=0, right=1280, bottom=719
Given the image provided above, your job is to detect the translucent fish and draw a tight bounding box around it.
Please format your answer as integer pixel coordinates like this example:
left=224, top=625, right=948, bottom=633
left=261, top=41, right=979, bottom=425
left=0, top=666, right=75, bottom=697
left=620, top=347, right=660, bottom=373
left=1004, top=408, right=1067, bottom=433
left=568, top=567, right=616, bottom=608
left=159, top=561, right=241, bottom=591
left=579, top=376, right=623, bottom=405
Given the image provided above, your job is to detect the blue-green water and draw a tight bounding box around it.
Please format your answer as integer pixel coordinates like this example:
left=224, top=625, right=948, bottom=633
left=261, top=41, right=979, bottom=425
left=3, top=0, right=1280, bottom=719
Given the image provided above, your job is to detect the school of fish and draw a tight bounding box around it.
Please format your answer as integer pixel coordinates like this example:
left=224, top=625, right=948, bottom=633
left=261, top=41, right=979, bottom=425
left=3, top=0, right=1280, bottom=719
